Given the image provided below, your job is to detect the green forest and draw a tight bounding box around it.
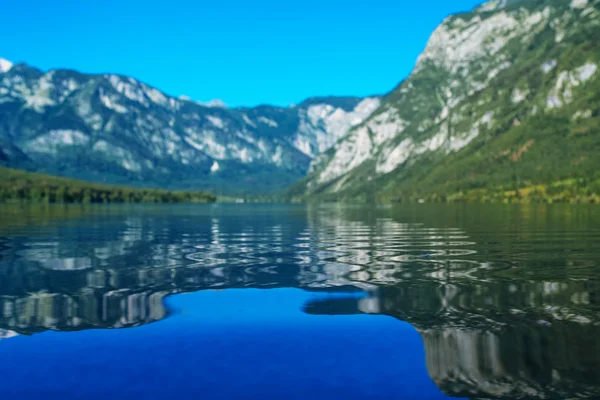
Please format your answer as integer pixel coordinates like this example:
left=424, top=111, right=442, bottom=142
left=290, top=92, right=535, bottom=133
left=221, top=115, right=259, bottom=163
left=0, top=167, right=216, bottom=204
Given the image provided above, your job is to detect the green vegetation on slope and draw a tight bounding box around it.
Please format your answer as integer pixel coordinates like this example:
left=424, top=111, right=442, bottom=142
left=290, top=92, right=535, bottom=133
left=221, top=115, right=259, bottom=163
left=374, top=112, right=600, bottom=204
left=0, top=167, right=216, bottom=204
left=288, top=0, right=600, bottom=205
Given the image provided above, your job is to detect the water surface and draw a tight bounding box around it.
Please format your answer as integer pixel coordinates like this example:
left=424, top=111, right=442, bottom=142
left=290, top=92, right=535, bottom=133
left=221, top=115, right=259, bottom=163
left=0, top=204, right=599, bottom=399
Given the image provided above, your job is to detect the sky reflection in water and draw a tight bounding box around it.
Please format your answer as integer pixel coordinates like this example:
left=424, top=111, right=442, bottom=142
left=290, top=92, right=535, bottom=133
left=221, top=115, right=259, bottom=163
left=0, top=289, right=450, bottom=399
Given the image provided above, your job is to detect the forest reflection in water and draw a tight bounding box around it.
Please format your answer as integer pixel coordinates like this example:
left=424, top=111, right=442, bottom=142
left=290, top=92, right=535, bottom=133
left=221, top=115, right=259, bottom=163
left=0, top=203, right=599, bottom=399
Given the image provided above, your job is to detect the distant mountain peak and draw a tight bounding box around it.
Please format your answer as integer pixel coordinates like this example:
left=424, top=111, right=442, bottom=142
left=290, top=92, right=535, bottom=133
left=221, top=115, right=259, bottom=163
left=177, top=96, right=228, bottom=108
left=476, top=0, right=509, bottom=12
left=0, top=58, right=13, bottom=73
left=197, top=99, right=227, bottom=108
left=475, top=0, right=535, bottom=12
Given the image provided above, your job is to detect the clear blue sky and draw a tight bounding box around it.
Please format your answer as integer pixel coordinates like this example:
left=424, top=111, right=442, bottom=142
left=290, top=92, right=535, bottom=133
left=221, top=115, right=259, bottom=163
left=1, top=0, right=482, bottom=107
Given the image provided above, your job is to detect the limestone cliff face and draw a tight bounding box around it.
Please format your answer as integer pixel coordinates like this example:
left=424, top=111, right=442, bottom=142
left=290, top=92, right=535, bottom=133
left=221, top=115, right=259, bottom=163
left=292, top=0, right=600, bottom=202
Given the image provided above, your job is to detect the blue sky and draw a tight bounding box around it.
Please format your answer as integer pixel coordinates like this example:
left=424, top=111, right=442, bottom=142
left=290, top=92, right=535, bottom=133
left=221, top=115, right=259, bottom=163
left=1, top=0, right=482, bottom=107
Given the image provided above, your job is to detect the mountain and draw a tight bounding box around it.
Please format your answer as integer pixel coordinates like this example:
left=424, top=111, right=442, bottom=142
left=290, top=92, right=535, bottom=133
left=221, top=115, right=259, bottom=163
left=0, top=60, right=380, bottom=195
left=290, top=0, right=600, bottom=203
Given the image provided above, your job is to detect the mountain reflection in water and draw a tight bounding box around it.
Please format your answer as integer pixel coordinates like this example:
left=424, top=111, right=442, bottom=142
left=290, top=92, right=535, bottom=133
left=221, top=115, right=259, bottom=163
left=0, top=204, right=599, bottom=399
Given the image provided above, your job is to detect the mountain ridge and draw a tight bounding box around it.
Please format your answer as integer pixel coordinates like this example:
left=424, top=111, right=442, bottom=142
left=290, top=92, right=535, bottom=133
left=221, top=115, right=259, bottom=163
left=0, top=59, right=380, bottom=195
left=289, top=0, right=600, bottom=203
left=1, top=57, right=381, bottom=110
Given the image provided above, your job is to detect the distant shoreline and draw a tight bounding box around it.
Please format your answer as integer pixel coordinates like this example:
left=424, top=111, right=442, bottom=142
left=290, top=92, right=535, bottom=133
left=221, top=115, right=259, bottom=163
left=0, top=167, right=216, bottom=204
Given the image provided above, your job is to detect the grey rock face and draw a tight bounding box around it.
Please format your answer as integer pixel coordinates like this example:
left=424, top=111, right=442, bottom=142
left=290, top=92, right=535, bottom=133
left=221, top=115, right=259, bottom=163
left=0, top=59, right=379, bottom=194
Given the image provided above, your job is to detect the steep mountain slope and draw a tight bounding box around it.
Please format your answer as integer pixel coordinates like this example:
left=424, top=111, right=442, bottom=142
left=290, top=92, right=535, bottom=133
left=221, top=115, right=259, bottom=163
left=291, top=0, right=600, bottom=202
left=0, top=61, right=379, bottom=195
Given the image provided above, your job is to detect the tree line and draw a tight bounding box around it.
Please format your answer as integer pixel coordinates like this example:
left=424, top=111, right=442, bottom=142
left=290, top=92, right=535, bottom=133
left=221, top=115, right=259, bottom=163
left=0, top=167, right=216, bottom=204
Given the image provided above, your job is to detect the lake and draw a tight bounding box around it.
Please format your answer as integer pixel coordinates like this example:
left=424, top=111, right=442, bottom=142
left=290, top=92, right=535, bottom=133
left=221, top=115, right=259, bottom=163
left=0, top=204, right=598, bottom=399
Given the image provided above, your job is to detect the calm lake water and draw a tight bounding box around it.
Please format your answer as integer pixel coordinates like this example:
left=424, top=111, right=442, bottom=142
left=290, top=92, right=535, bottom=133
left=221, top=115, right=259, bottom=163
left=0, top=204, right=599, bottom=399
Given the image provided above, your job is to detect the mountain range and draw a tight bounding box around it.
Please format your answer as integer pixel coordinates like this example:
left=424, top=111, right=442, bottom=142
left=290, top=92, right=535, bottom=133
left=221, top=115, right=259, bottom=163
left=2, top=0, right=600, bottom=201
left=0, top=58, right=379, bottom=195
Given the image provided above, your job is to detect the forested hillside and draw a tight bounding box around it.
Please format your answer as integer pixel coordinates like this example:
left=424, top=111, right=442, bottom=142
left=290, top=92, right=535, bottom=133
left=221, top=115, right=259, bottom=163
left=0, top=167, right=216, bottom=203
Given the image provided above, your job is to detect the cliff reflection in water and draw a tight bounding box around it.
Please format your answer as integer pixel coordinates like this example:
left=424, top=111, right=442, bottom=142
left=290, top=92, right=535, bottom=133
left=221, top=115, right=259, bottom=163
left=0, top=204, right=599, bottom=399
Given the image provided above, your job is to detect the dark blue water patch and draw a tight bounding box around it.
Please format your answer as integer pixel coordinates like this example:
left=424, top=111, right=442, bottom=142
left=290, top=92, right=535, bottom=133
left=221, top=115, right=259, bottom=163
left=0, top=289, right=458, bottom=399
